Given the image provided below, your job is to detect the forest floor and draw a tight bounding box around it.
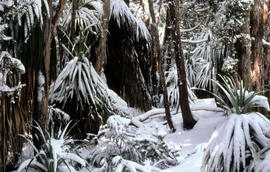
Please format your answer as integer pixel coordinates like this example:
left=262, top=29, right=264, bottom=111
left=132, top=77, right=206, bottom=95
left=137, top=98, right=226, bottom=171
left=16, top=99, right=226, bottom=172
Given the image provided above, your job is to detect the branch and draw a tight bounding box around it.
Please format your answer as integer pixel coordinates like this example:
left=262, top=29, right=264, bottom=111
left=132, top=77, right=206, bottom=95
left=181, top=38, right=208, bottom=44
left=51, top=0, right=68, bottom=36
left=263, top=39, right=270, bottom=47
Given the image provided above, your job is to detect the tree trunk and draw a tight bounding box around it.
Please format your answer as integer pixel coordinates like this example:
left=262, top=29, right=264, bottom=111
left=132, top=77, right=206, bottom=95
left=250, top=0, right=264, bottom=90
left=70, top=0, right=78, bottom=40
left=236, top=18, right=252, bottom=88
left=148, top=0, right=175, bottom=131
left=33, top=0, right=67, bottom=148
left=95, top=0, right=110, bottom=75
left=263, top=0, right=270, bottom=117
left=167, top=0, right=196, bottom=129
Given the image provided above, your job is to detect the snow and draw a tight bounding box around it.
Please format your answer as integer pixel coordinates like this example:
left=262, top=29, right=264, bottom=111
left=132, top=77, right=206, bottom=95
left=37, top=71, right=45, bottom=102
left=132, top=99, right=226, bottom=171
left=17, top=97, right=270, bottom=171
left=110, top=0, right=151, bottom=41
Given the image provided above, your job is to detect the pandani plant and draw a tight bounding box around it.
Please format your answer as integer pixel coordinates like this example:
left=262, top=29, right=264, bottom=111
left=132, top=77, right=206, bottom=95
left=18, top=121, right=86, bottom=172
left=50, top=31, right=115, bottom=135
left=201, top=75, right=270, bottom=172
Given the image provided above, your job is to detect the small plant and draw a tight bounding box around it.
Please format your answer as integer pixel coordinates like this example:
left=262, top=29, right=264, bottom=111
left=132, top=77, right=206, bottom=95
left=18, top=122, right=86, bottom=172
left=201, top=113, right=270, bottom=172
left=88, top=115, right=180, bottom=171
left=213, top=75, right=269, bottom=114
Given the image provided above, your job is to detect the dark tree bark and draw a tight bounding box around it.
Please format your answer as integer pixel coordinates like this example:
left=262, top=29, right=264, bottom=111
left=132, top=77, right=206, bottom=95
left=262, top=0, right=270, bottom=117
left=148, top=0, right=175, bottom=131
left=167, top=0, right=196, bottom=129
left=236, top=18, right=252, bottom=88
left=95, top=0, right=110, bottom=75
left=70, top=0, right=78, bottom=40
left=33, top=0, right=67, bottom=148
left=106, top=20, right=152, bottom=111
left=250, top=0, right=264, bottom=90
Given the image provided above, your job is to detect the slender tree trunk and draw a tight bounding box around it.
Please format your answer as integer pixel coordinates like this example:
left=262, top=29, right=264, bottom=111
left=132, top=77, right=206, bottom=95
left=167, top=0, right=196, bottom=129
left=70, top=0, right=78, bottom=40
left=236, top=18, right=252, bottom=88
left=250, top=0, right=264, bottom=90
left=33, top=0, right=67, bottom=148
left=95, top=0, right=110, bottom=75
left=148, top=0, right=175, bottom=131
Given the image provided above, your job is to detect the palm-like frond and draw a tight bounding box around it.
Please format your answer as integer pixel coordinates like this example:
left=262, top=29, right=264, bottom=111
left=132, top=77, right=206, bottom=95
left=60, top=0, right=102, bottom=33
left=202, top=113, right=270, bottom=172
left=5, top=0, right=49, bottom=38
left=160, top=66, right=197, bottom=110
left=50, top=56, right=114, bottom=118
left=110, top=0, right=151, bottom=41
left=214, top=75, right=269, bottom=114
left=18, top=121, right=86, bottom=172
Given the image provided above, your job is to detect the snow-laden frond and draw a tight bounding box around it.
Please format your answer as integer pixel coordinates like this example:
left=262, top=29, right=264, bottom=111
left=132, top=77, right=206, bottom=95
left=0, top=51, right=26, bottom=93
left=60, top=0, right=102, bottom=33
left=50, top=56, right=114, bottom=118
left=112, top=156, right=161, bottom=172
left=214, top=75, right=269, bottom=114
left=160, top=66, right=197, bottom=110
left=0, top=23, right=12, bottom=41
left=184, top=28, right=220, bottom=91
left=202, top=113, right=270, bottom=172
left=110, top=0, right=151, bottom=41
left=3, top=0, right=49, bottom=39
left=18, top=122, right=86, bottom=172
left=0, top=0, right=13, bottom=11
left=253, top=148, right=270, bottom=172
left=88, top=115, right=180, bottom=171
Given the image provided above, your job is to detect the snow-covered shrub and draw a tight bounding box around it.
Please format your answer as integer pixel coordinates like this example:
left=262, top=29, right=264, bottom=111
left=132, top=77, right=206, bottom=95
left=251, top=147, right=270, bottom=172
left=50, top=56, right=115, bottom=134
left=160, top=66, right=197, bottom=110
left=112, top=156, right=161, bottom=172
left=214, top=75, right=269, bottom=114
left=88, top=115, right=180, bottom=171
left=18, top=122, right=86, bottom=172
left=60, top=0, right=102, bottom=33
left=110, top=0, right=151, bottom=42
left=201, top=113, right=270, bottom=172
left=48, top=105, right=71, bottom=125
left=2, top=0, right=49, bottom=39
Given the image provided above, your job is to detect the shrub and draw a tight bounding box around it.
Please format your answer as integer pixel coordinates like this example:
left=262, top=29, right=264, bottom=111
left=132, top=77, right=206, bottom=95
left=18, top=122, right=86, bottom=172
left=201, top=113, right=270, bottom=172
left=87, top=115, right=180, bottom=171
left=214, top=75, right=269, bottom=114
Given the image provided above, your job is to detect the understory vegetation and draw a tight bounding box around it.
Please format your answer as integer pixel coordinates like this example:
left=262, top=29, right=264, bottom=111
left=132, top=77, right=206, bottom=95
left=1, top=0, right=270, bottom=171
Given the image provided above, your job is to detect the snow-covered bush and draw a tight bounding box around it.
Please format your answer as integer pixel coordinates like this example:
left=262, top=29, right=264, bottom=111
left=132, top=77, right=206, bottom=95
left=214, top=75, right=269, bottom=114
left=60, top=0, right=102, bottom=33
left=251, top=147, right=270, bottom=172
left=112, top=156, right=161, bottom=172
left=110, top=0, right=151, bottom=42
left=202, top=75, right=270, bottom=171
left=201, top=113, right=270, bottom=172
left=18, top=122, right=86, bottom=172
left=50, top=56, right=115, bottom=134
left=88, top=115, right=180, bottom=171
left=160, top=66, right=197, bottom=110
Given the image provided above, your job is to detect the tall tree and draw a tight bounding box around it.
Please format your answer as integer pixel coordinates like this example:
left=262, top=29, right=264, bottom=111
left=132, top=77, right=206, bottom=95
left=250, top=0, right=264, bottom=90
left=95, top=0, right=110, bottom=75
left=33, top=0, right=67, bottom=148
left=236, top=18, right=252, bottom=88
left=167, top=0, right=197, bottom=129
left=148, top=0, right=175, bottom=131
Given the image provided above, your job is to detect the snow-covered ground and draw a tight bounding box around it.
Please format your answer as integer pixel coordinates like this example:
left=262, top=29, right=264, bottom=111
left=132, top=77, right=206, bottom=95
left=16, top=98, right=227, bottom=172
left=134, top=98, right=226, bottom=171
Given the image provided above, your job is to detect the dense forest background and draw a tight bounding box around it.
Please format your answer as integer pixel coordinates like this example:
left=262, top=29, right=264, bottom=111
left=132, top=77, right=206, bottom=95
left=1, top=0, right=270, bottom=171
